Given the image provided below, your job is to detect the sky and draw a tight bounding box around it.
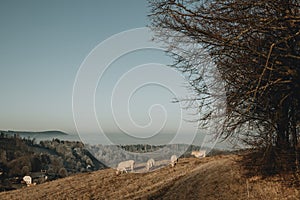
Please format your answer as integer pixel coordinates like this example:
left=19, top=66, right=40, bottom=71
left=0, top=0, right=203, bottom=144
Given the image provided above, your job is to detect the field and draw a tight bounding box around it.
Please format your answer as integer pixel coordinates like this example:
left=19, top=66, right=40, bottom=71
left=0, top=154, right=299, bottom=200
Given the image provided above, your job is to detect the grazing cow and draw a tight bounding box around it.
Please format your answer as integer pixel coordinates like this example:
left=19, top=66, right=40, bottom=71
left=170, top=155, right=178, bottom=167
left=116, top=160, right=135, bottom=175
left=191, top=150, right=206, bottom=158
left=116, top=167, right=127, bottom=174
left=146, top=158, right=155, bottom=171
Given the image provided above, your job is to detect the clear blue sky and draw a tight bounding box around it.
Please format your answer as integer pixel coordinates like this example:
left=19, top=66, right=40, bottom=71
left=0, top=0, right=200, bottom=139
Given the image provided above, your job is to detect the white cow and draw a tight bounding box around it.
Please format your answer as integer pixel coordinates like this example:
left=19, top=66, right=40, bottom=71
left=116, top=160, right=135, bottom=175
left=116, top=167, right=127, bottom=174
left=146, top=158, right=155, bottom=171
left=170, top=155, right=178, bottom=167
left=23, top=175, right=32, bottom=185
left=191, top=150, right=206, bottom=158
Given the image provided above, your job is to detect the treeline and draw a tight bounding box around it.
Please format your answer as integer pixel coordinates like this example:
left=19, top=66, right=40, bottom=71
left=119, top=144, right=166, bottom=153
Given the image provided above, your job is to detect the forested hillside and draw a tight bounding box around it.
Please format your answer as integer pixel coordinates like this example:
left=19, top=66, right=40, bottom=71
left=0, top=133, right=106, bottom=191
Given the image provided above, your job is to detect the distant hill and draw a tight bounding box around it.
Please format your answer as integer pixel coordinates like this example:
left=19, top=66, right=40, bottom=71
left=1, top=130, right=68, bottom=137
left=0, top=154, right=299, bottom=199
left=0, top=130, right=81, bottom=142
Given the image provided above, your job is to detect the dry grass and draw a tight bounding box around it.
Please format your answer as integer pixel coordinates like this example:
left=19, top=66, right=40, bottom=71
left=0, top=154, right=299, bottom=199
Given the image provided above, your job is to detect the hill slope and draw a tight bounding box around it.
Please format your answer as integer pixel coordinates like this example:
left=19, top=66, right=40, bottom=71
left=0, top=155, right=299, bottom=199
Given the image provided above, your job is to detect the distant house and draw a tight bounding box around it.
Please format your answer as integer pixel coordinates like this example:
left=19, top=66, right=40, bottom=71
left=30, top=171, right=48, bottom=184
left=31, top=172, right=45, bottom=178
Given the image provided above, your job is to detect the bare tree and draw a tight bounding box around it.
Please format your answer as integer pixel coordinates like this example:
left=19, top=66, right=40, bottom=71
left=149, top=0, right=300, bottom=171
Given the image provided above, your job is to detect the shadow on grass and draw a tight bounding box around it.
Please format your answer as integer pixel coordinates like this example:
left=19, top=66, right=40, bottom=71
left=238, top=147, right=300, bottom=188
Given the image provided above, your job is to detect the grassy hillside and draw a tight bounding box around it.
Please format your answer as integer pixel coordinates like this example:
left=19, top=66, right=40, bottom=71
left=0, top=154, right=299, bottom=200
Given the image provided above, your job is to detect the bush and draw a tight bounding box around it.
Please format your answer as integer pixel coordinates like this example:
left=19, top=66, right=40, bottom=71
left=21, top=165, right=30, bottom=176
left=58, top=168, right=68, bottom=178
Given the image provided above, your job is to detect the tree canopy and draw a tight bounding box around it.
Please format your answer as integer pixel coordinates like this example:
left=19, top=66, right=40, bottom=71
left=149, top=0, right=300, bottom=171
